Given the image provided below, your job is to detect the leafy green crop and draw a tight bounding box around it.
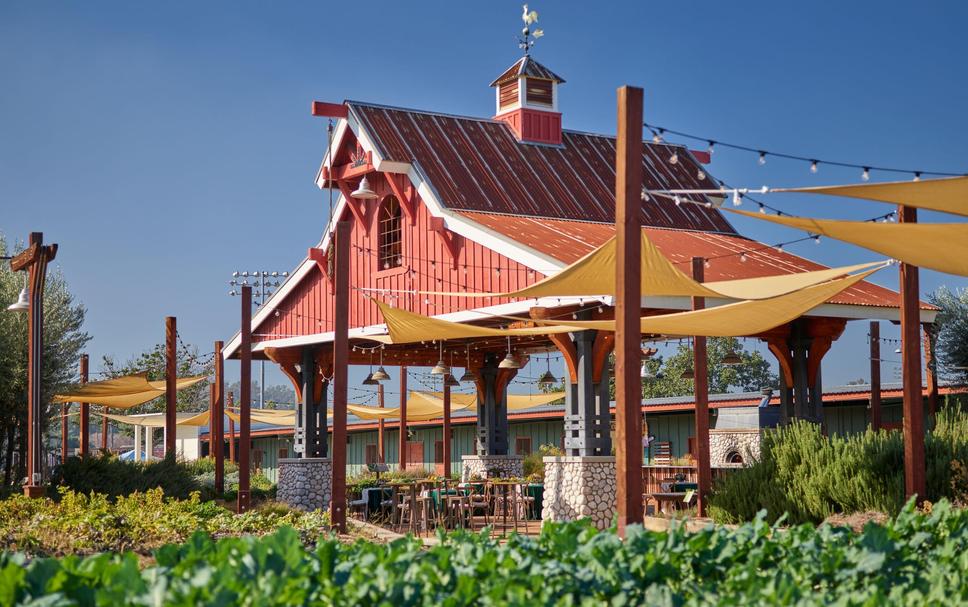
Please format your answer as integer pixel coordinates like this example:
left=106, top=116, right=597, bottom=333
left=3, top=500, right=968, bottom=605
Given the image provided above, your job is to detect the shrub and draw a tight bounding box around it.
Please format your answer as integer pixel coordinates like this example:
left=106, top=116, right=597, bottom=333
left=709, top=408, right=968, bottom=524
left=50, top=454, right=207, bottom=501
left=522, top=443, right=564, bottom=479
left=3, top=500, right=968, bottom=604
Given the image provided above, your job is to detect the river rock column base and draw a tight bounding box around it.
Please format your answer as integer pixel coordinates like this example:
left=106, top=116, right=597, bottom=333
left=277, top=458, right=332, bottom=512
left=461, top=455, right=524, bottom=481
left=542, top=456, right=616, bottom=530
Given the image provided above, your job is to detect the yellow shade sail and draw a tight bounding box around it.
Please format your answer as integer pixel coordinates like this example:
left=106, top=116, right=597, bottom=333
left=374, top=298, right=580, bottom=344
left=96, top=410, right=211, bottom=428
left=529, top=268, right=881, bottom=337
left=773, top=176, right=968, bottom=218
left=728, top=209, right=968, bottom=277
left=53, top=374, right=209, bottom=409
left=418, top=391, right=566, bottom=411
left=226, top=409, right=296, bottom=427
left=414, top=231, right=884, bottom=301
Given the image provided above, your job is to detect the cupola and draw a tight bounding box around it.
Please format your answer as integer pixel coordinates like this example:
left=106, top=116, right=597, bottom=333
left=490, top=55, right=565, bottom=145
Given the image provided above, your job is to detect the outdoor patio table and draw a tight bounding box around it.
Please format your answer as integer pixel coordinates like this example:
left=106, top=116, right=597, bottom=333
left=671, top=482, right=698, bottom=493
left=651, top=492, right=687, bottom=515
left=363, top=486, right=391, bottom=517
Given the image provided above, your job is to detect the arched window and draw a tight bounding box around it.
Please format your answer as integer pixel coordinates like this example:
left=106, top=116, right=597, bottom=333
left=378, top=196, right=403, bottom=269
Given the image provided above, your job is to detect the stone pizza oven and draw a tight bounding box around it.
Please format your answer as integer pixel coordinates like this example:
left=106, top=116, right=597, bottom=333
left=709, top=405, right=781, bottom=465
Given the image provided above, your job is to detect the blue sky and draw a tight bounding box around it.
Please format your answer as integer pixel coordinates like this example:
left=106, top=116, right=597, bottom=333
left=3, top=1, right=967, bottom=404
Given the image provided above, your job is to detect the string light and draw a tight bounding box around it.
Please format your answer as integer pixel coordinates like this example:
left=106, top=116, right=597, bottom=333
left=643, top=121, right=962, bottom=179
left=706, top=141, right=715, bottom=155
left=862, top=167, right=870, bottom=181
left=732, top=190, right=742, bottom=206
left=696, top=168, right=706, bottom=180
left=757, top=151, right=767, bottom=166
left=669, top=151, right=679, bottom=165
left=739, top=252, right=748, bottom=263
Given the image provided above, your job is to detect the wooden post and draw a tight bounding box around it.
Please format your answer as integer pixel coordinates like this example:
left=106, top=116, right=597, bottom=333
left=691, top=257, right=711, bottom=517
left=399, top=367, right=408, bottom=470
left=377, top=382, right=385, bottom=462
left=214, top=340, right=225, bottom=494
left=238, top=287, right=252, bottom=512
left=443, top=376, right=452, bottom=478
left=101, top=409, right=108, bottom=450
left=79, top=354, right=89, bottom=456
left=899, top=205, right=926, bottom=502
left=165, top=316, right=177, bottom=456
left=227, top=391, right=236, bottom=463
left=869, top=321, right=882, bottom=431
left=331, top=220, right=352, bottom=533
left=61, top=403, right=69, bottom=463
left=614, top=85, right=644, bottom=536
left=923, top=324, right=938, bottom=417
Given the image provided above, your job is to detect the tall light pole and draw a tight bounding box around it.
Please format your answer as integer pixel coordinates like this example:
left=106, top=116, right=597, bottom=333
left=229, top=270, right=288, bottom=408
left=6, top=232, right=58, bottom=497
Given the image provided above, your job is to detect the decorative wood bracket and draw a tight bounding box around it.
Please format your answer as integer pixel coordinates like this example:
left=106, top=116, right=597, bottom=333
left=336, top=180, right=369, bottom=228
left=766, top=338, right=794, bottom=388
left=591, top=332, right=616, bottom=383
left=314, top=350, right=333, bottom=403
left=429, top=217, right=462, bottom=269
left=264, top=347, right=303, bottom=402
left=308, top=247, right=334, bottom=294
left=806, top=336, right=832, bottom=387
left=385, top=173, right=417, bottom=226
left=531, top=307, right=579, bottom=382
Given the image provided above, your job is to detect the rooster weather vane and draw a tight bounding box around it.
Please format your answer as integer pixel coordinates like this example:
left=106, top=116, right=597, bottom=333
left=518, top=4, right=544, bottom=55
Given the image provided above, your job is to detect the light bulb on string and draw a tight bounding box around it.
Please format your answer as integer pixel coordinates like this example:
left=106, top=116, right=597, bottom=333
left=758, top=203, right=766, bottom=214
left=703, top=258, right=710, bottom=269
left=740, top=252, right=748, bottom=263
left=707, top=141, right=715, bottom=155
left=913, top=172, right=922, bottom=182
left=732, top=190, right=742, bottom=206
left=697, top=169, right=706, bottom=180
left=862, top=167, right=871, bottom=181
left=810, top=160, right=819, bottom=174
left=674, top=195, right=682, bottom=206
left=813, top=235, right=822, bottom=245
left=757, top=151, right=767, bottom=166
left=669, top=151, right=679, bottom=165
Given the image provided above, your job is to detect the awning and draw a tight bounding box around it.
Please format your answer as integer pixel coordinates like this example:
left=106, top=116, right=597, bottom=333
left=528, top=268, right=881, bottom=337
left=95, top=410, right=211, bottom=427
left=772, top=176, right=968, bottom=218
left=53, top=374, right=208, bottom=409
left=727, top=209, right=968, bottom=277
left=412, top=231, right=884, bottom=301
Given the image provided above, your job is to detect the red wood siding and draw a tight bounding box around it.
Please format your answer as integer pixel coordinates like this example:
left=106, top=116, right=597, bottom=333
left=253, top=172, right=545, bottom=345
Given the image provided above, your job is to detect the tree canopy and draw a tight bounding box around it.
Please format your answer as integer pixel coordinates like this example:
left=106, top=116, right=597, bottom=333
left=929, top=287, right=968, bottom=382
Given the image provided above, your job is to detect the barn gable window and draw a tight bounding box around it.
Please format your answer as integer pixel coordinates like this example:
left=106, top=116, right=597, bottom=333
left=378, top=196, right=403, bottom=269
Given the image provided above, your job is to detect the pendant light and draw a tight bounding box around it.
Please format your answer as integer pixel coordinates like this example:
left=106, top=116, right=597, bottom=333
left=350, top=175, right=379, bottom=199
left=430, top=341, right=450, bottom=376
left=6, top=277, right=29, bottom=312
left=538, top=354, right=556, bottom=386
left=371, top=345, right=391, bottom=381
left=680, top=367, right=695, bottom=380
left=721, top=351, right=742, bottom=366
left=444, top=374, right=461, bottom=387
left=458, top=344, right=477, bottom=383
left=498, top=336, right=521, bottom=369
left=362, top=350, right=378, bottom=385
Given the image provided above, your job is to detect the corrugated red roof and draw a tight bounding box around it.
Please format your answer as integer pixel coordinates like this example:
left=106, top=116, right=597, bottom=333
left=457, top=212, right=922, bottom=309
left=349, top=102, right=734, bottom=232
left=489, top=56, right=566, bottom=86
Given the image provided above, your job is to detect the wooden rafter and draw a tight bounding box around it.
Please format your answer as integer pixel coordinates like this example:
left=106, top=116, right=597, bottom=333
left=591, top=332, right=615, bottom=383
left=336, top=180, right=369, bottom=227
left=385, top=173, right=417, bottom=226
left=530, top=307, right=578, bottom=382
left=264, top=347, right=303, bottom=402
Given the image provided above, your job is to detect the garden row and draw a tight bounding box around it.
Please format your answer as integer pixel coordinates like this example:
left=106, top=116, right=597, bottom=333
left=3, top=500, right=968, bottom=605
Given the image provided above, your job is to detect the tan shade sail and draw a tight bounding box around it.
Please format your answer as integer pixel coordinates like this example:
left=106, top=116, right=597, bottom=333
left=227, top=409, right=296, bottom=427
left=773, top=176, right=968, bottom=218
left=95, top=410, right=211, bottom=427
left=53, top=374, right=208, bottom=409
left=417, top=390, right=566, bottom=411
left=528, top=268, right=881, bottom=337
left=728, top=209, right=968, bottom=277
left=374, top=298, right=580, bottom=344
left=414, top=231, right=883, bottom=301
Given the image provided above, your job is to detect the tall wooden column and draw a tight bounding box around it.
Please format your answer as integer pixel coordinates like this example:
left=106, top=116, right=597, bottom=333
left=377, top=383, right=386, bottom=462
left=78, top=354, right=89, bottom=456
left=399, top=367, right=408, bottom=470
left=869, top=322, right=882, bottom=431
left=691, top=257, right=711, bottom=517
left=443, top=377, right=452, bottom=478
left=331, top=220, right=352, bottom=533
left=164, top=316, right=177, bottom=456
left=227, top=391, right=236, bottom=464
left=899, top=205, right=925, bottom=501
left=238, top=287, right=252, bottom=512
left=213, top=340, right=225, bottom=494
left=614, top=85, right=644, bottom=535
left=61, top=402, right=69, bottom=462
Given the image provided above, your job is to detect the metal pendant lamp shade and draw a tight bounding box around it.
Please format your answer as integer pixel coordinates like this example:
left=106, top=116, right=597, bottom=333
left=538, top=370, right=557, bottom=385
left=721, top=352, right=742, bottom=366
left=7, top=287, right=29, bottom=312
left=498, top=352, right=521, bottom=369
left=371, top=366, right=391, bottom=382
left=361, top=373, right=378, bottom=385
left=351, top=175, right=379, bottom=199
left=680, top=367, right=695, bottom=380
left=459, top=368, right=477, bottom=383
left=444, top=374, right=461, bottom=387
left=430, top=360, right=450, bottom=375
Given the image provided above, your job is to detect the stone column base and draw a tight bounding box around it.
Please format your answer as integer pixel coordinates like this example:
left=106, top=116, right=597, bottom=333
left=277, top=458, right=332, bottom=512
left=542, top=456, right=616, bottom=530
left=461, top=454, right=524, bottom=481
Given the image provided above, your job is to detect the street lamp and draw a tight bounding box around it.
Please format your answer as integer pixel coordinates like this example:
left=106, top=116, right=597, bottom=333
left=229, top=270, right=289, bottom=408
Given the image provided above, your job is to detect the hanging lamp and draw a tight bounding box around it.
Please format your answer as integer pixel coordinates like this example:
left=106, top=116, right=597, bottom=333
left=498, top=336, right=521, bottom=369
left=721, top=350, right=742, bottom=366
left=444, top=374, right=461, bottom=387
left=371, top=345, right=391, bottom=381
left=362, top=350, right=378, bottom=385
left=538, top=354, right=556, bottom=385
left=680, top=367, right=695, bottom=380
left=430, top=341, right=450, bottom=376
left=351, top=175, right=379, bottom=199
left=6, top=279, right=29, bottom=312
left=458, top=344, right=477, bottom=383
